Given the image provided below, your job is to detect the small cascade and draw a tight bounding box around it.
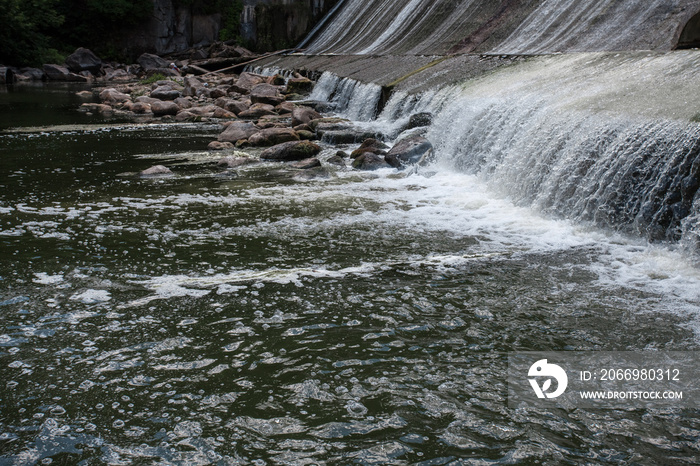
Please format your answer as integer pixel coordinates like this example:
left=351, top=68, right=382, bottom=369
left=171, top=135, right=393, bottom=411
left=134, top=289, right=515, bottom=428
left=370, top=52, right=700, bottom=246
left=309, top=71, right=383, bottom=121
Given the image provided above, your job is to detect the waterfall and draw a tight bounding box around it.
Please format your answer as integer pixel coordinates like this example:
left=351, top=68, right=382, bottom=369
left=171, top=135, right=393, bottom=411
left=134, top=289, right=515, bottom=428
left=370, top=52, right=700, bottom=246
left=300, top=0, right=697, bottom=55
left=309, top=71, right=383, bottom=121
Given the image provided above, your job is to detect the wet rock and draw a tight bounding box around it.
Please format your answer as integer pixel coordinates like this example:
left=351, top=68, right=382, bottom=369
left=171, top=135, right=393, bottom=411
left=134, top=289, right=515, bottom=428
left=293, top=123, right=313, bottom=132
left=336, top=150, right=350, bottom=158
left=188, top=105, right=220, bottom=117
left=261, top=141, right=322, bottom=161
left=238, top=103, right=276, bottom=119
left=308, top=117, right=350, bottom=132
left=386, top=135, right=434, bottom=165
left=406, top=112, right=433, bottom=130
left=140, top=165, right=172, bottom=176
left=75, top=90, right=93, bottom=99
left=352, top=153, right=392, bottom=170
left=286, top=77, right=313, bottom=94
left=175, top=110, right=199, bottom=122
left=291, top=106, right=322, bottom=127
left=384, top=153, right=402, bottom=169
left=135, top=96, right=161, bottom=105
left=208, top=141, right=234, bottom=150
left=267, top=74, right=286, bottom=86
left=65, top=47, right=102, bottom=74
left=151, top=86, right=181, bottom=100
left=104, top=68, right=132, bottom=81
left=43, top=64, right=86, bottom=82
left=218, top=121, right=258, bottom=143
left=248, top=128, right=299, bottom=146
left=14, top=67, right=40, bottom=81
left=250, top=83, right=284, bottom=106
left=218, top=154, right=260, bottom=168
left=99, top=88, right=131, bottom=103
left=79, top=103, right=113, bottom=114
left=350, top=138, right=389, bottom=158
left=150, top=100, right=180, bottom=116
left=294, top=167, right=330, bottom=180
left=322, top=130, right=383, bottom=144
left=137, top=53, right=170, bottom=71
left=290, top=157, right=321, bottom=169
left=296, top=130, right=316, bottom=140
left=327, top=155, right=347, bottom=167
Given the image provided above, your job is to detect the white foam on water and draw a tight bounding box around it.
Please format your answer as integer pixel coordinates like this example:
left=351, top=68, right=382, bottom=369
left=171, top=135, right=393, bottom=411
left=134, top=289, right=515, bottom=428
left=33, top=273, right=64, bottom=285
left=70, top=289, right=111, bottom=304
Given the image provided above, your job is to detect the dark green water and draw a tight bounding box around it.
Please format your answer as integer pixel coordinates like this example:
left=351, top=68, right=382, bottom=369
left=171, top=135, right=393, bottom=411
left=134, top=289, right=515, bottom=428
left=2, top=84, right=700, bottom=464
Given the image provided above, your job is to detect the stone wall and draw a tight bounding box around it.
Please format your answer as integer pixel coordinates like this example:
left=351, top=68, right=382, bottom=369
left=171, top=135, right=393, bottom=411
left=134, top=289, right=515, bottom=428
left=122, top=0, right=338, bottom=59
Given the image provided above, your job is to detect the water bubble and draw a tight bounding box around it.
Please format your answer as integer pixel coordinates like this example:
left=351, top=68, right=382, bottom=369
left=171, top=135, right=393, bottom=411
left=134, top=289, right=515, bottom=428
left=113, top=419, right=125, bottom=428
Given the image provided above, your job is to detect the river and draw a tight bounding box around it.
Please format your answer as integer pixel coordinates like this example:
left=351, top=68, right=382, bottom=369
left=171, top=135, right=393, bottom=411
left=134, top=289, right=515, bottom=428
left=1, top=83, right=700, bottom=464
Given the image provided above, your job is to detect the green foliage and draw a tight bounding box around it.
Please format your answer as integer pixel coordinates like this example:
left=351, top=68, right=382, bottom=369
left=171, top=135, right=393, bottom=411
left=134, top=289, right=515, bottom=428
left=139, top=73, right=167, bottom=84
left=0, top=0, right=65, bottom=66
left=219, top=0, right=243, bottom=42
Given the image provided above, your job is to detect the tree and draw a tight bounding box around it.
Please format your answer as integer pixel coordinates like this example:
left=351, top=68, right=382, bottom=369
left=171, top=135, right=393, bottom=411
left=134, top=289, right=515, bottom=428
left=0, top=0, right=64, bottom=66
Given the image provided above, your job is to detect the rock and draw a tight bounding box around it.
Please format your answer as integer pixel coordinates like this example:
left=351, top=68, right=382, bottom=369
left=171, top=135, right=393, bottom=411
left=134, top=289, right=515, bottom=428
left=188, top=105, right=220, bottom=117
left=140, top=165, right=172, bottom=176
left=308, top=117, right=351, bottom=132
left=231, top=72, right=265, bottom=94
left=406, top=112, right=433, bottom=130
left=268, top=74, right=286, bottom=86
left=238, top=103, right=276, bottom=119
left=151, top=86, right=181, bottom=100
left=250, top=83, right=284, bottom=106
left=326, top=155, right=347, bottom=167
left=135, top=96, right=160, bottom=105
left=210, top=87, right=228, bottom=99
left=75, top=90, right=93, bottom=99
left=296, top=130, right=316, bottom=140
left=291, top=106, right=322, bottom=127
left=290, top=158, right=321, bottom=169
left=260, top=141, right=322, bottom=161
left=17, top=67, right=43, bottom=81
left=99, top=88, right=131, bottom=103
left=286, top=77, right=313, bottom=94
left=132, top=102, right=152, bottom=114
left=105, top=68, right=132, bottom=81
left=150, top=100, right=180, bottom=116
left=336, top=150, right=350, bottom=158
left=321, top=130, right=382, bottom=144
left=225, top=99, right=251, bottom=115
left=208, top=141, right=235, bottom=150
left=137, top=53, right=170, bottom=71
left=276, top=101, right=296, bottom=114
left=65, top=48, right=102, bottom=74
left=384, top=153, right=402, bottom=168
left=386, top=135, right=434, bottom=165
left=174, top=97, right=192, bottom=108
left=183, top=76, right=204, bottom=97
left=248, top=128, right=299, bottom=146
left=175, top=111, right=198, bottom=122
left=43, top=64, right=86, bottom=82
left=213, top=108, right=236, bottom=119
left=293, top=123, right=313, bottom=132
left=79, top=103, right=113, bottom=114
left=218, top=153, right=259, bottom=168
left=218, top=121, right=258, bottom=143
left=350, top=138, right=389, bottom=158
left=352, top=153, right=392, bottom=170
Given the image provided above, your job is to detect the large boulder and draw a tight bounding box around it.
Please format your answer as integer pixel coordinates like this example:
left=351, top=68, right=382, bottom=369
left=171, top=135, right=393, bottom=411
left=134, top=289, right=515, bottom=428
left=291, top=106, right=322, bottom=127
left=99, top=88, right=131, bottom=103
left=260, top=141, right=322, bottom=161
left=137, top=53, right=170, bottom=71
left=248, top=128, right=299, bottom=146
left=150, top=100, right=180, bottom=116
left=285, top=77, right=313, bottom=95
left=43, top=64, right=86, bottom=82
left=65, top=48, right=102, bottom=74
left=352, top=153, right=392, bottom=170
left=350, top=138, right=389, bottom=158
left=230, top=72, right=265, bottom=94
left=183, top=76, right=205, bottom=97
left=250, top=83, right=284, bottom=106
left=151, top=86, right=181, bottom=100
left=386, top=135, right=434, bottom=165
left=405, top=112, right=433, bottom=130
left=218, top=121, right=259, bottom=143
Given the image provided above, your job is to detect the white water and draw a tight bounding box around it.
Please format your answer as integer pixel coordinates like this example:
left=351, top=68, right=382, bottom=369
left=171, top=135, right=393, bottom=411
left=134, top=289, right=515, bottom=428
left=492, top=0, right=684, bottom=54
left=309, top=71, right=383, bottom=120
left=301, top=0, right=693, bottom=55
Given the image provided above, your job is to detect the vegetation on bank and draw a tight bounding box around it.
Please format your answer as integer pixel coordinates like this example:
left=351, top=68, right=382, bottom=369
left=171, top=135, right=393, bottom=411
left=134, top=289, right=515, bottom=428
left=0, top=0, right=244, bottom=67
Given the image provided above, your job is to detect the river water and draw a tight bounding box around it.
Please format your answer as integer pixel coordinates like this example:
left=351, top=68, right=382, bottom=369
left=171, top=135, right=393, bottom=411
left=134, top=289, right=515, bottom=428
left=2, top=83, right=700, bottom=464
